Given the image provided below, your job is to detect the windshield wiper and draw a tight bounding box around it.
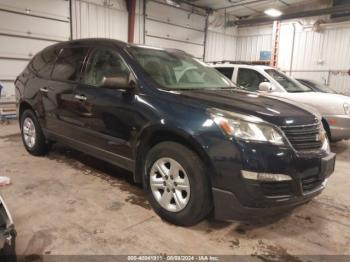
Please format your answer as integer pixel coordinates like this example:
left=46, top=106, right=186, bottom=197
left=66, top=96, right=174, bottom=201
left=288, top=90, right=309, bottom=93
left=207, top=87, right=235, bottom=90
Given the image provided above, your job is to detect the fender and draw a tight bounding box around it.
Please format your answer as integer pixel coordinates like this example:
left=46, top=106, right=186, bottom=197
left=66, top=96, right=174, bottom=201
left=132, top=122, right=216, bottom=184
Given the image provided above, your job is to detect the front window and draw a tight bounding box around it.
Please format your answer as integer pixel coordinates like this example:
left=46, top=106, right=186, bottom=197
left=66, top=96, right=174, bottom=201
left=265, top=69, right=312, bottom=93
left=127, top=46, right=234, bottom=90
left=237, top=68, right=269, bottom=92
left=83, top=48, right=130, bottom=86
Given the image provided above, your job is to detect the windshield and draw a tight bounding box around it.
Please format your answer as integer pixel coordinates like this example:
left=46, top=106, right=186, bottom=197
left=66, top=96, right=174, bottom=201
left=127, top=46, right=234, bottom=90
left=265, top=69, right=312, bottom=93
left=300, top=79, right=335, bottom=93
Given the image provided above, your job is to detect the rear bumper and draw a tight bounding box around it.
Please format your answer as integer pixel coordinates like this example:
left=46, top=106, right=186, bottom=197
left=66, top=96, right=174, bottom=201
left=324, top=115, right=350, bottom=141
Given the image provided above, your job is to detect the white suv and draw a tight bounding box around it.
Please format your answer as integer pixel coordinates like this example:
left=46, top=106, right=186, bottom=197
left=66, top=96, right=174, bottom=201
left=211, top=62, right=350, bottom=142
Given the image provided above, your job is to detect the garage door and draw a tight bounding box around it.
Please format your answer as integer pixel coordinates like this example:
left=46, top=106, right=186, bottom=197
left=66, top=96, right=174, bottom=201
left=72, top=0, right=128, bottom=41
left=0, top=0, right=71, bottom=98
left=145, top=0, right=206, bottom=59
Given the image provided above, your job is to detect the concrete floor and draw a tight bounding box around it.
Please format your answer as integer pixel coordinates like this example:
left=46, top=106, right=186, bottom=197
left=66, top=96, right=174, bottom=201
left=0, top=121, right=350, bottom=259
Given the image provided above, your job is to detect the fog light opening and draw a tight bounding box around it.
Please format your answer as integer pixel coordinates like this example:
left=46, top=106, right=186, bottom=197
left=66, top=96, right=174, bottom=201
left=241, top=171, right=292, bottom=181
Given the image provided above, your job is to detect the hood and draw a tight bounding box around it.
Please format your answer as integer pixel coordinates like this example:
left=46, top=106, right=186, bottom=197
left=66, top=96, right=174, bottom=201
left=271, top=92, right=350, bottom=116
left=177, top=89, right=318, bottom=126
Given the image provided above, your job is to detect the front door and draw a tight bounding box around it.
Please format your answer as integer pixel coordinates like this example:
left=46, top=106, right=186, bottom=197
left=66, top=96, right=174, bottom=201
left=73, top=47, right=136, bottom=169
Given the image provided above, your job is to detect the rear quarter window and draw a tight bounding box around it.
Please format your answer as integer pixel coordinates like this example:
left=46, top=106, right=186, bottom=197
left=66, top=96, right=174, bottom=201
left=29, top=46, right=59, bottom=79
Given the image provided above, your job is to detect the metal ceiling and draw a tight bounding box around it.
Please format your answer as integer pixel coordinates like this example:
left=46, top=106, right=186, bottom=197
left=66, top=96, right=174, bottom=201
left=185, top=0, right=328, bottom=18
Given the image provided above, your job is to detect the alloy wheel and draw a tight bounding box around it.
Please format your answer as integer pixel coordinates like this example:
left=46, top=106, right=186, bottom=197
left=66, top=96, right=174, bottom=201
left=150, top=157, right=190, bottom=212
left=23, top=117, right=36, bottom=148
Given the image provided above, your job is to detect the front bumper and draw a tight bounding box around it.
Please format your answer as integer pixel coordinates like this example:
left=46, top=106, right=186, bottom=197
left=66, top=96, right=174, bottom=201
left=212, top=186, right=323, bottom=221
left=324, top=115, right=350, bottom=141
left=203, top=135, right=336, bottom=221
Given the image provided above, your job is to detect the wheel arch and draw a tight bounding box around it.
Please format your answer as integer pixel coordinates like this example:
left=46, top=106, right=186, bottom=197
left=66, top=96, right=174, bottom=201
left=133, top=125, right=215, bottom=185
left=321, top=118, right=331, bottom=141
left=18, top=101, right=34, bottom=124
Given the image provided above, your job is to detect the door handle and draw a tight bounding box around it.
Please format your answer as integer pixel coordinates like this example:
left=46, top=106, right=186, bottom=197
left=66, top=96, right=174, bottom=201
left=74, top=94, right=87, bottom=102
left=40, top=87, right=49, bottom=93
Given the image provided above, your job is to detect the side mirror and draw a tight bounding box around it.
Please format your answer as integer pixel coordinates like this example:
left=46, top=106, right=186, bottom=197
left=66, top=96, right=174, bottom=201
left=259, top=82, right=274, bottom=92
left=100, top=74, right=131, bottom=89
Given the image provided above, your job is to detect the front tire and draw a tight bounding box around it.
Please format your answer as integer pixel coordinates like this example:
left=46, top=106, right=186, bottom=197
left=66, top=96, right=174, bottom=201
left=144, top=142, right=212, bottom=226
left=20, top=109, right=50, bottom=156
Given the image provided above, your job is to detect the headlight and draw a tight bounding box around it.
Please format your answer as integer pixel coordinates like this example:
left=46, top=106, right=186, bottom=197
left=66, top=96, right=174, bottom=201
left=344, top=103, right=350, bottom=115
left=209, top=108, right=285, bottom=145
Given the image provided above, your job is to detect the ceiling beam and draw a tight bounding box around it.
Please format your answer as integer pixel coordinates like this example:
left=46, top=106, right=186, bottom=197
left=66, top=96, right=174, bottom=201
left=177, top=0, right=210, bottom=11
left=216, top=0, right=271, bottom=11
left=242, top=4, right=260, bottom=14
left=277, top=0, right=290, bottom=6
left=227, top=4, right=350, bottom=26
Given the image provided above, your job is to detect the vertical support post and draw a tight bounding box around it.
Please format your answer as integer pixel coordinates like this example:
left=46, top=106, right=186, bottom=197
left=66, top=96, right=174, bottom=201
left=127, top=0, right=136, bottom=43
left=69, top=0, right=73, bottom=40
left=270, top=20, right=281, bottom=67
left=289, top=23, right=296, bottom=76
left=203, top=11, right=209, bottom=61
left=143, top=0, right=146, bottom=44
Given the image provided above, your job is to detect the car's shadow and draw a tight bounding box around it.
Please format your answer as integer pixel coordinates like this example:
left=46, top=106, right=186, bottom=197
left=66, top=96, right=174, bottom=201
left=47, top=143, right=152, bottom=210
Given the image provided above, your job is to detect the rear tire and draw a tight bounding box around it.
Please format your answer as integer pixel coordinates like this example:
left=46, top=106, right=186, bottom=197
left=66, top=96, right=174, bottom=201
left=20, top=109, right=50, bottom=156
left=144, top=142, right=212, bottom=226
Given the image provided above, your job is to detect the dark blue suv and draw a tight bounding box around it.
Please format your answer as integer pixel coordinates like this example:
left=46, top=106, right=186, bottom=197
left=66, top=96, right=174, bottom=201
left=15, top=39, right=335, bottom=226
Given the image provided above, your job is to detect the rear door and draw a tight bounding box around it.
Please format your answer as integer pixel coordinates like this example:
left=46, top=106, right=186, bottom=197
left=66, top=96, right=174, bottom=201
left=45, top=46, right=89, bottom=138
left=24, top=46, right=59, bottom=128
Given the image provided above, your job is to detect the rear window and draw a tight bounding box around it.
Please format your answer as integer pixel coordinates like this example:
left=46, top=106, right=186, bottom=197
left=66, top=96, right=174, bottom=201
left=215, top=67, right=234, bottom=79
left=51, top=47, right=89, bottom=82
left=29, top=47, right=59, bottom=79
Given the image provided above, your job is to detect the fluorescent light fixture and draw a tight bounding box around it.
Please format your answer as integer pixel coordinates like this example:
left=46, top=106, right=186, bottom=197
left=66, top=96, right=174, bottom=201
left=264, top=8, right=283, bottom=17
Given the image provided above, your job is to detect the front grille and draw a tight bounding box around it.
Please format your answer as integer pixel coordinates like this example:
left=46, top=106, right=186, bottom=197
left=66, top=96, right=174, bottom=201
left=260, top=181, right=294, bottom=197
left=280, top=122, right=322, bottom=151
left=302, top=175, right=323, bottom=193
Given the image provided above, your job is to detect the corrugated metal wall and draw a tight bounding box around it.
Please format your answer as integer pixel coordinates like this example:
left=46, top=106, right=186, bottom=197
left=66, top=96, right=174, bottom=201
left=278, top=22, right=350, bottom=95
left=144, top=0, right=206, bottom=59
left=72, top=0, right=128, bottom=41
left=205, top=24, right=273, bottom=63
left=235, top=24, right=273, bottom=61
left=205, top=28, right=237, bottom=62
left=134, top=0, right=144, bottom=44
left=204, top=13, right=237, bottom=62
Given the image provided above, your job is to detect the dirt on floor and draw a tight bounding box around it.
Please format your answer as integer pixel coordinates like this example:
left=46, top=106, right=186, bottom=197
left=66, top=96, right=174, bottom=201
left=0, top=121, right=349, bottom=259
